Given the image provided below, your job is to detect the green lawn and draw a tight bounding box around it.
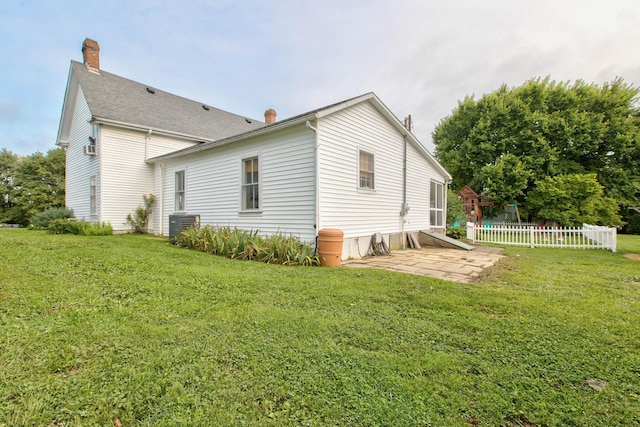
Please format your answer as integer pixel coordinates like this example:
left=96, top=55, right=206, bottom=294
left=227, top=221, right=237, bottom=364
left=1, top=230, right=639, bottom=426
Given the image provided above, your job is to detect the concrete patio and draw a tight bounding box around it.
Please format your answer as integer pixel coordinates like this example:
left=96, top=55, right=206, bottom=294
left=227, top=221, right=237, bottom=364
left=342, top=245, right=504, bottom=283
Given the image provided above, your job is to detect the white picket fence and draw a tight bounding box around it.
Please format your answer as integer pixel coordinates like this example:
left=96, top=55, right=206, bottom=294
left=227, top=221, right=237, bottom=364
left=466, top=222, right=617, bottom=252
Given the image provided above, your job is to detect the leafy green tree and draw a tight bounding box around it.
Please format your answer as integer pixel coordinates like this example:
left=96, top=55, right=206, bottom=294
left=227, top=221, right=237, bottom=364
left=526, top=174, right=622, bottom=226
left=0, top=149, right=19, bottom=223
left=477, top=154, right=532, bottom=207
left=434, top=78, right=640, bottom=225
left=2, top=148, right=65, bottom=226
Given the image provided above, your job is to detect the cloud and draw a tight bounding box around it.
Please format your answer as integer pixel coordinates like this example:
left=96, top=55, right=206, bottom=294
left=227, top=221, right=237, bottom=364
left=0, top=100, right=20, bottom=122
left=1, top=0, right=639, bottom=156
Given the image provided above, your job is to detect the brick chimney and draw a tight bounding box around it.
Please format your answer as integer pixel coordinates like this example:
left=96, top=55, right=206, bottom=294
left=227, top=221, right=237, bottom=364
left=82, top=38, right=100, bottom=70
left=264, top=109, right=277, bottom=125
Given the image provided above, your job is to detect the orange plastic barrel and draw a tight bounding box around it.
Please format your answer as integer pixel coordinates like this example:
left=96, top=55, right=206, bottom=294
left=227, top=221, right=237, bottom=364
left=318, top=228, right=344, bottom=267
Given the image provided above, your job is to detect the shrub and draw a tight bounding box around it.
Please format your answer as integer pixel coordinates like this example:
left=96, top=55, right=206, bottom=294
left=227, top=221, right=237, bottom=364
left=447, top=189, right=466, bottom=227
left=126, top=194, right=155, bottom=234
left=446, top=225, right=466, bottom=240
left=175, top=225, right=319, bottom=266
left=30, top=207, right=74, bottom=229
left=621, top=210, right=640, bottom=235
left=47, top=218, right=83, bottom=235
left=79, top=221, right=113, bottom=236
left=47, top=218, right=113, bottom=236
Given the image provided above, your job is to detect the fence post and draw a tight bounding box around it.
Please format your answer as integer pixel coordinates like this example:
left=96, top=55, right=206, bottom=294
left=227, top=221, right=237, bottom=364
left=466, top=222, right=476, bottom=243
left=530, top=226, right=535, bottom=248
left=611, top=227, right=617, bottom=253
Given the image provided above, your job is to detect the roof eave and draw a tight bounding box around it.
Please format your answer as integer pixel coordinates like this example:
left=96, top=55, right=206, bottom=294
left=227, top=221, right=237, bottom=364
left=93, top=117, right=217, bottom=144
left=360, top=94, right=453, bottom=181
left=147, top=113, right=316, bottom=163
left=56, top=62, right=78, bottom=147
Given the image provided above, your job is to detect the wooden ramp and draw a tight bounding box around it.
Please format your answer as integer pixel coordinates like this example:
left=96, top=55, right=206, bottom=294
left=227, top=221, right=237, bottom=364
left=418, top=230, right=475, bottom=251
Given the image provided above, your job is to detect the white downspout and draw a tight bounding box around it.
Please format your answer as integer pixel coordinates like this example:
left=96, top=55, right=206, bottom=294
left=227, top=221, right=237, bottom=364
left=305, top=118, right=320, bottom=239
left=401, top=134, right=408, bottom=249
left=145, top=129, right=152, bottom=161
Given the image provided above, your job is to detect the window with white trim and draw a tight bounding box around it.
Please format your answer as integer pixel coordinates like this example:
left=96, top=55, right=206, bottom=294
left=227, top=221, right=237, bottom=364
left=430, top=180, right=444, bottom=227
left=242, top=157, right=259, bottom=210
left=89, top=175, right=96, bottom=216
left=359, top=150, right=374, bottom=189
left=175, top=170, right=185, bottom=212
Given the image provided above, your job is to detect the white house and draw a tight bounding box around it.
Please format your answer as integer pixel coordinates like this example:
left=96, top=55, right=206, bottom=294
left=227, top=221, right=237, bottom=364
left=57, top=39, right=451, bottom=259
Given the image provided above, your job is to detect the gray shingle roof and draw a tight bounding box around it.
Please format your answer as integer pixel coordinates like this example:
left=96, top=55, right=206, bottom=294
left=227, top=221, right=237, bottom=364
left=72, top=60, right=265, bottom=140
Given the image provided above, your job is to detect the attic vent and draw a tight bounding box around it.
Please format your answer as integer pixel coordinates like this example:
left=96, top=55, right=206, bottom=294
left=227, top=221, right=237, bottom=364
left=245, top=118, right=252, bottom=123
left=202, top=105, right=210, bottom=111
left=146, top=87, right=155, bottom=94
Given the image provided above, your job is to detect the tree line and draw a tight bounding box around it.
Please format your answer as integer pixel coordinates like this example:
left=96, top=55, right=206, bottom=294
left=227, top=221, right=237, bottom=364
left=433, top=77, right=640, bottom=232
left=0, top=148, right=65, bottom=226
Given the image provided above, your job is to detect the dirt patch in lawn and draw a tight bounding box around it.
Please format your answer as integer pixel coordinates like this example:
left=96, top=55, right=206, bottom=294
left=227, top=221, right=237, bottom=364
left=623, top=253, right=640, bottom=261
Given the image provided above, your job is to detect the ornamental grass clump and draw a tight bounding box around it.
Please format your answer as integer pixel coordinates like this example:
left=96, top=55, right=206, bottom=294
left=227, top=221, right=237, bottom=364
left=175, top=225, right=319, bottom=266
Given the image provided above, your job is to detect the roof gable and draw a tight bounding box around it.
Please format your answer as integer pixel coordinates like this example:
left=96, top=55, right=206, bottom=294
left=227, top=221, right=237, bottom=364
left=458, top=185, right=479, bottom=198
left=56, top=65, right=79, bottom=146
left=68, top=61, right=265, bottom=141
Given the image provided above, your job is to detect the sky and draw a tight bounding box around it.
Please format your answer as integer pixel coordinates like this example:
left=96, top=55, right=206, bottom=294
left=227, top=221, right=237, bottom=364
left=1, top=0, right=639, bottom=156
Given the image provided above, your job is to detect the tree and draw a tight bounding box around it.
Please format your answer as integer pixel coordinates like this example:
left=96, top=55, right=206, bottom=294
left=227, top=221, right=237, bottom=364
left=477, top=154, right=532, bottom=207
left=526, top=173, right=622, bottom=226
left=433, top=78, right=640, bottom=225
left=0, top=148, right=65, bottom=226
left=0, top=149, right=19, bottom=223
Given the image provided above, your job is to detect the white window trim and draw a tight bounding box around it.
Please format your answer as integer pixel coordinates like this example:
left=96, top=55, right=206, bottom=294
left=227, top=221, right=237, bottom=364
left=430, top=179, right=445, bottom=228
left=358, top=149, right=375, bottom=191
left=89, top=175, right=97, bottom=216
left=240, top=155, right=262, bottom=213
left=175, top=170, right=186, bottom=213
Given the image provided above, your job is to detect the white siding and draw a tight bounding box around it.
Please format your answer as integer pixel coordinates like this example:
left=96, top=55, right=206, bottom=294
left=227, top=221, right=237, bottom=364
left=406, top=136, right=446, bottom=231
left=317, top=101, right=448, bottom=257
left=64, top=88, right=100, bottom=221
left=157, top=124, right=316, bottom=242
left=147, top=134, right=196, bottom=159
left=318, top=101, right=406, bottom=237
left=100, top=128, right=149, bottom=231
left=100, top=128, right=196, bottom=232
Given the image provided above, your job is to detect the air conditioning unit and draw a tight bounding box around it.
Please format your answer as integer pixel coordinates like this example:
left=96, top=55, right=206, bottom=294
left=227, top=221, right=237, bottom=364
left=84, top=144, right=96, bottom=155
left=169, top=214, right=200, bottom=242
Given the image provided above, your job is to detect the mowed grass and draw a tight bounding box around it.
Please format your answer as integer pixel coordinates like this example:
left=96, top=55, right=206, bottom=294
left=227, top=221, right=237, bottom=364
left=0, top=230, right=638, bottom=426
